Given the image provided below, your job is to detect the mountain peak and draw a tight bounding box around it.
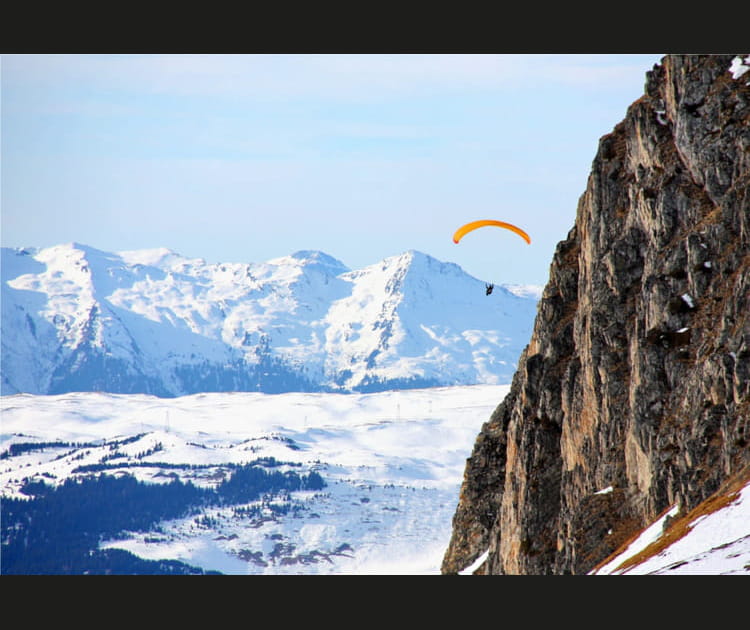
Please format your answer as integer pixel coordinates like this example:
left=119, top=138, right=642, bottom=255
left=264, top=250, right=349, bottom=276
left=381, top=249, right=463, bottom=276
left=117, top=247, right=183, bottom=268
left=48, top=242, right=112, bottom=257
left=288, top=250, right=350, bottom=273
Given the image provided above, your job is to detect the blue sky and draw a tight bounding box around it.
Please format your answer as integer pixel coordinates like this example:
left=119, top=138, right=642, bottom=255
left=2, top=54, right=664, bottom=285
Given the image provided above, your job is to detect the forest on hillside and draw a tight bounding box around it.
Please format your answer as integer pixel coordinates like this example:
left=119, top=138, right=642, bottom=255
left=1, top=462, right=325, bottom=574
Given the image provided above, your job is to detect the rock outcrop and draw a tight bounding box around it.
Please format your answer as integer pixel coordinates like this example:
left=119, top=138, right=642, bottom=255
left=442, top=54, right=750, bottom=575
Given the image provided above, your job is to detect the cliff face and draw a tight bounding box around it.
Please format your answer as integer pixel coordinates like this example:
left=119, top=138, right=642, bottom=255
left=442, top=54, right=750, bottom=575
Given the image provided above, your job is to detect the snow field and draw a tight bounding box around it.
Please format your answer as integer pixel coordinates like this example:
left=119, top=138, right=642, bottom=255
left=1, top=384, right=508, bottom=574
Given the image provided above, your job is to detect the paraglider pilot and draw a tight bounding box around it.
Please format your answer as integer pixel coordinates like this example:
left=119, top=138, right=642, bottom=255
left=451, top=219, right=530, bottom=298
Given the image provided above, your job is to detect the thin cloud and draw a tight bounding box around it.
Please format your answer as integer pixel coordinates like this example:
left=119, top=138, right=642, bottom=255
left=3, top=53, right=664, bottom=105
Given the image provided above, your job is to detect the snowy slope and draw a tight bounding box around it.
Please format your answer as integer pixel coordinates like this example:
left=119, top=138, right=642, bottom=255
left=1, top=244, right=539, bottom=397
left=0, top=385, right=509, bottom=574
left=589, top=470, right=750, bottom=575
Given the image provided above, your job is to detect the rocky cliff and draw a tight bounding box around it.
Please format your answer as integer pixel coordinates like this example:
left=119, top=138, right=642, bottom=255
left=442, top=54, right=750, bottom=575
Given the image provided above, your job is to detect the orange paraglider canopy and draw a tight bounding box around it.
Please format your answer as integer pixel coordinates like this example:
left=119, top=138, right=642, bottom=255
left=452, top=219, right=531, bottom=245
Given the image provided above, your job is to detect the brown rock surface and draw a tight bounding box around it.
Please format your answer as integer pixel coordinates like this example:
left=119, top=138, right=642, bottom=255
left=442, top=54, right=750, bottom=575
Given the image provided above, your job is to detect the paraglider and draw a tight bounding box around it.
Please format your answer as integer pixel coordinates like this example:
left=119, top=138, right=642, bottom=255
left=452, top=219, right=531, bottom=245
left=452, top=219, right=530, bottom=296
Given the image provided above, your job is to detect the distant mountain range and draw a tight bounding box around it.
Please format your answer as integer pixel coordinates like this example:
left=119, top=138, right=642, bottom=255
left=1, top=243, right=540, bottom=396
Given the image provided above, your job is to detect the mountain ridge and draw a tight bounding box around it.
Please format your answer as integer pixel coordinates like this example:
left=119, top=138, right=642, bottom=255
left=2, top=243, right=540, bottom=397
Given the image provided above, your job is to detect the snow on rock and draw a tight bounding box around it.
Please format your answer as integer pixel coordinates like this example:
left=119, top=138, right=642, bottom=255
left=459, top=549, right=489, bottom=575
left=729, top=55, right=750, bottom=80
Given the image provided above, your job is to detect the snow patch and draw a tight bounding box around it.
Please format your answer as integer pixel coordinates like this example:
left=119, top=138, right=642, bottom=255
left=591, top=504, right=680, bottom=575
left=729, top=55, right=750, bottom=81
left=460, top=549, right=490, bottom=574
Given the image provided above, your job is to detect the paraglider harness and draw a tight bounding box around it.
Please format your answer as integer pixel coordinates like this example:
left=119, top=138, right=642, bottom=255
left=485, top=283, right=494, bottom=296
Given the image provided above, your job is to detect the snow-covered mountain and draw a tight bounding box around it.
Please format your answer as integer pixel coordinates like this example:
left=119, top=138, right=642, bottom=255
left=1, top=243, right=539, bottom=397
